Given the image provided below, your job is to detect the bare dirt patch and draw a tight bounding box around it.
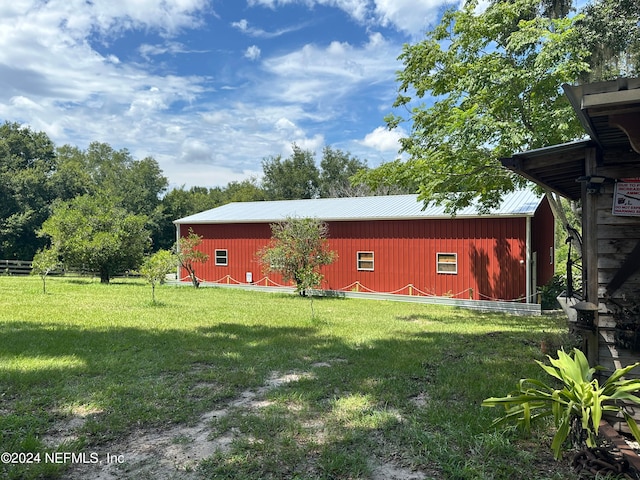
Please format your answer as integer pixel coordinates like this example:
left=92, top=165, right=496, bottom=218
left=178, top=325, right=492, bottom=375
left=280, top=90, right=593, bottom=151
left=61, top=371, right=313, bottom=479
left=371, top=462, right=430, bottom=480
left=43, top=405, right=104, bottom=448
left=52, top=368, right=440, bottom=480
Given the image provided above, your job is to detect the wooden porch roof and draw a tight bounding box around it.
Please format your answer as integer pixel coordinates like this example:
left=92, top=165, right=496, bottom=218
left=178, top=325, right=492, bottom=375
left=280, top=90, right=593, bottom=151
left=502, top=78, right=640, bottom=200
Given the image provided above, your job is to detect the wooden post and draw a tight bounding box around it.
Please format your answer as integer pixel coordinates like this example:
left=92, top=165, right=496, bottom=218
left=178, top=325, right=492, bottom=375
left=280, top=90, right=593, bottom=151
left=583, top=147, right=600, bottom=367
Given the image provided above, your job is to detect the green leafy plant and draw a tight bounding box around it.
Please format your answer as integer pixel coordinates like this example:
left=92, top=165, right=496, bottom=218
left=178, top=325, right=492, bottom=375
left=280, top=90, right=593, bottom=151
left=31, top=247, right=61, bottom=294
left=482, top=348, right=640, bottom=459
left=138, top=249, right=177, bottom=303
left=613, top=303, right=640, bottom=352
left=539, top=274, right=566, bottom=310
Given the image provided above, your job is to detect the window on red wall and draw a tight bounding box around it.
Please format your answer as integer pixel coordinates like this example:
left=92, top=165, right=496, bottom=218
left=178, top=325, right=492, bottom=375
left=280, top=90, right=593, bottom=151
left=215, top=249, right=228, bottom=266
left=357, top=251, right=374, bottom=271
left=436, top=253, right=457, bottom=274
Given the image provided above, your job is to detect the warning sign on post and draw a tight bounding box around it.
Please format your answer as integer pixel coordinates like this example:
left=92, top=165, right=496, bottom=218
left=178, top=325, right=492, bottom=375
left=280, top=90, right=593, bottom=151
left=613, top=178, right=640, bottom=216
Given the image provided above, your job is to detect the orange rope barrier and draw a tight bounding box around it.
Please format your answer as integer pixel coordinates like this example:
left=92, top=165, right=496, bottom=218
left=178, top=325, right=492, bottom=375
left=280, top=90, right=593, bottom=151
left=176, top=275, right=529, bottom=303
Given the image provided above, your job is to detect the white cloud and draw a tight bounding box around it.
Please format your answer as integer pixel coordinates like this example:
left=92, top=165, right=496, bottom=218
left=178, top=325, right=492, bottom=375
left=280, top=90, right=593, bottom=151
left=0, top=1, right=208, bottom=103
left=283, top=134, right=325, bottom=155
left=232, top=18, right=310, bottom=38
left=126, top=86, right=167, bottom=116
left=83, top=0, right=209, bottom=37
left=361, top=126, right=405, bottom=152
left=0, top=1, right=208, bottom=149
left=275, top=117, right=299, bottom=134
left=262, top=32, right=399, bottom=105
left=245, top=45, right=262, bottom=61
left=374, top=0, right=458, bottom=35
left=247, top=0, right=455, bottom=36
left=232, top=19, right=250, bottom=32
left=248, top=0, right=370, bottom=23
left=10, top=95, right=44, bottom=112
left=138, top=41, right=194, bottom=59
left=180, top=138, right=213, bottom=163
left=167, top=101, right=328, bottom=177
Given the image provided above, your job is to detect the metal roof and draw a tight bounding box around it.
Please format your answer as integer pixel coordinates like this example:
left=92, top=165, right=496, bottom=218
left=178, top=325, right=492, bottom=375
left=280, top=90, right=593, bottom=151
left=174, top=189, right=543, bottom=224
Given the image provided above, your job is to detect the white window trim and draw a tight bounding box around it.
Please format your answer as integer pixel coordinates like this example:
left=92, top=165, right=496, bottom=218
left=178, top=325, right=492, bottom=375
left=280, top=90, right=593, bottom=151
left=436, top=252, right=457, bottom=274
left=357, top=251, right=374, bottom=271
left=215, top=249, right=228, bottom=266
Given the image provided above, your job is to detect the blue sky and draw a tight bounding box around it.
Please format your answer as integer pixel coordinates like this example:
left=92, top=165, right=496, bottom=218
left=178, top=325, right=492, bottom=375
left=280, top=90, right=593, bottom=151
left=0, top=0, right=461, bottom=189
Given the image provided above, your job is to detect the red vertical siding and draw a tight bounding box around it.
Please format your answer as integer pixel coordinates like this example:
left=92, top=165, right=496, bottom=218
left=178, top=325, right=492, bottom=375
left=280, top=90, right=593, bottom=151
left=180, top=216, right=534, bottom=301
left=532, top=197, right=555, bottom=287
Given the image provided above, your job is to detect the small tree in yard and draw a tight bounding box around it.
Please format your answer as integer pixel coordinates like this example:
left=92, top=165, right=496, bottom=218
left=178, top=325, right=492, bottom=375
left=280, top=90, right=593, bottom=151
left=174, top=229, right=209, bottom=288
left=258, top=217, right=336, bottom=315
left=31, top=247, right=61, bottom=294
left=139, top=249, right=177, bottom=303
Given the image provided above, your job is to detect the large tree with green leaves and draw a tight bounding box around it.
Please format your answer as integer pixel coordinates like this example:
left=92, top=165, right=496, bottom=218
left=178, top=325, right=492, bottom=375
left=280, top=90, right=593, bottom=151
left=577, top=0, right=640, bottom=81
left=40, top=195, right=150, bottom=283
left=224, top=177, right=267, bottom=203
left=319, top=147, right=369, bottom=198
left=357, top=0, right=590, bottom=222
left=53, top=142, right=168, bottom=245
left=0, top=122, right=57, bottom=260
left=261, top=144, right=378, bottom=200
left=261, top=145, right=321, bottom=200
left=358, top=0, right=640, bottom=225
left=157, top=180, right=267, bottom=250
left=158, top=186, right=225, bottom=250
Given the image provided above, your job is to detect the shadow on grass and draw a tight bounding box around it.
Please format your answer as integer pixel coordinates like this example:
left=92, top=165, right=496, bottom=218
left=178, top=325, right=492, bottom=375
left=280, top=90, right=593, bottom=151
left=0, top=314, right=572, bottom=480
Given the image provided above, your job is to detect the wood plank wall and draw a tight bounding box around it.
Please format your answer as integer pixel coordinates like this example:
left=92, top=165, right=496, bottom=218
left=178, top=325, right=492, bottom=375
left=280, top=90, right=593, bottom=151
left=591, top=183, right=640, bottom=428
left=595, top=184, right=640, bottom=374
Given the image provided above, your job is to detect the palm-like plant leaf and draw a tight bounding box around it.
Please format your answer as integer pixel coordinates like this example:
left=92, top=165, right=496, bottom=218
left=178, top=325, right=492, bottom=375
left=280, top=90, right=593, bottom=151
left=483, top=348, right=640, bottom=459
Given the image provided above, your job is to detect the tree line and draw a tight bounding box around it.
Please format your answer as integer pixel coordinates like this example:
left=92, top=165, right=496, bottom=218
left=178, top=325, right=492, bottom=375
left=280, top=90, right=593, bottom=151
left=0, top=122, right=386, bottom=271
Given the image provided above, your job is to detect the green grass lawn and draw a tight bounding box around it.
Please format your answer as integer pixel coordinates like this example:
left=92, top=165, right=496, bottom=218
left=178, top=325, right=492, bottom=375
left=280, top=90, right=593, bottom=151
left=0, top=276, right=577, bottom=479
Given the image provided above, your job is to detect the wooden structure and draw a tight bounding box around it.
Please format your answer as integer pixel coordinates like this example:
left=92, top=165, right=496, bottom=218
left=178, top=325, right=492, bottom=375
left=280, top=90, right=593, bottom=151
left=0, top=260, right=32, bottom=275
left=174, top=190, right=554, bottom=307
left=502, top=78, right=640, bottom=398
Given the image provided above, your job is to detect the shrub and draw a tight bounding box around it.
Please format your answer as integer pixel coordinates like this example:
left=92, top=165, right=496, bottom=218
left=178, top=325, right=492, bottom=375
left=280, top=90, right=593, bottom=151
left=539, top=274, right=566, bottom=310
left=483, top=348, right=640, bottom=460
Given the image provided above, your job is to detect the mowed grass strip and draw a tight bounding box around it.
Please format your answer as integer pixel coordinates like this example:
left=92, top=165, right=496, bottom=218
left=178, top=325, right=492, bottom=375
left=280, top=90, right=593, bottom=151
left=0, top=276, right=576, bottom=479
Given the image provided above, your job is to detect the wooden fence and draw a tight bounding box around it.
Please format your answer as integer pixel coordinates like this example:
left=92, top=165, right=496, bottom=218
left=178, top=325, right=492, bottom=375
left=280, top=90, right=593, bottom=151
left=0, top=261, right=140, bottom=279
left=1, top=260, right=33, bottom=275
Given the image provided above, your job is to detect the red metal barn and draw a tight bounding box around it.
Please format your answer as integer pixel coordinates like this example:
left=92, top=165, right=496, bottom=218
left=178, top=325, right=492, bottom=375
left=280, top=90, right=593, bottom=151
left=174, top=190, right=554, bottom=304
